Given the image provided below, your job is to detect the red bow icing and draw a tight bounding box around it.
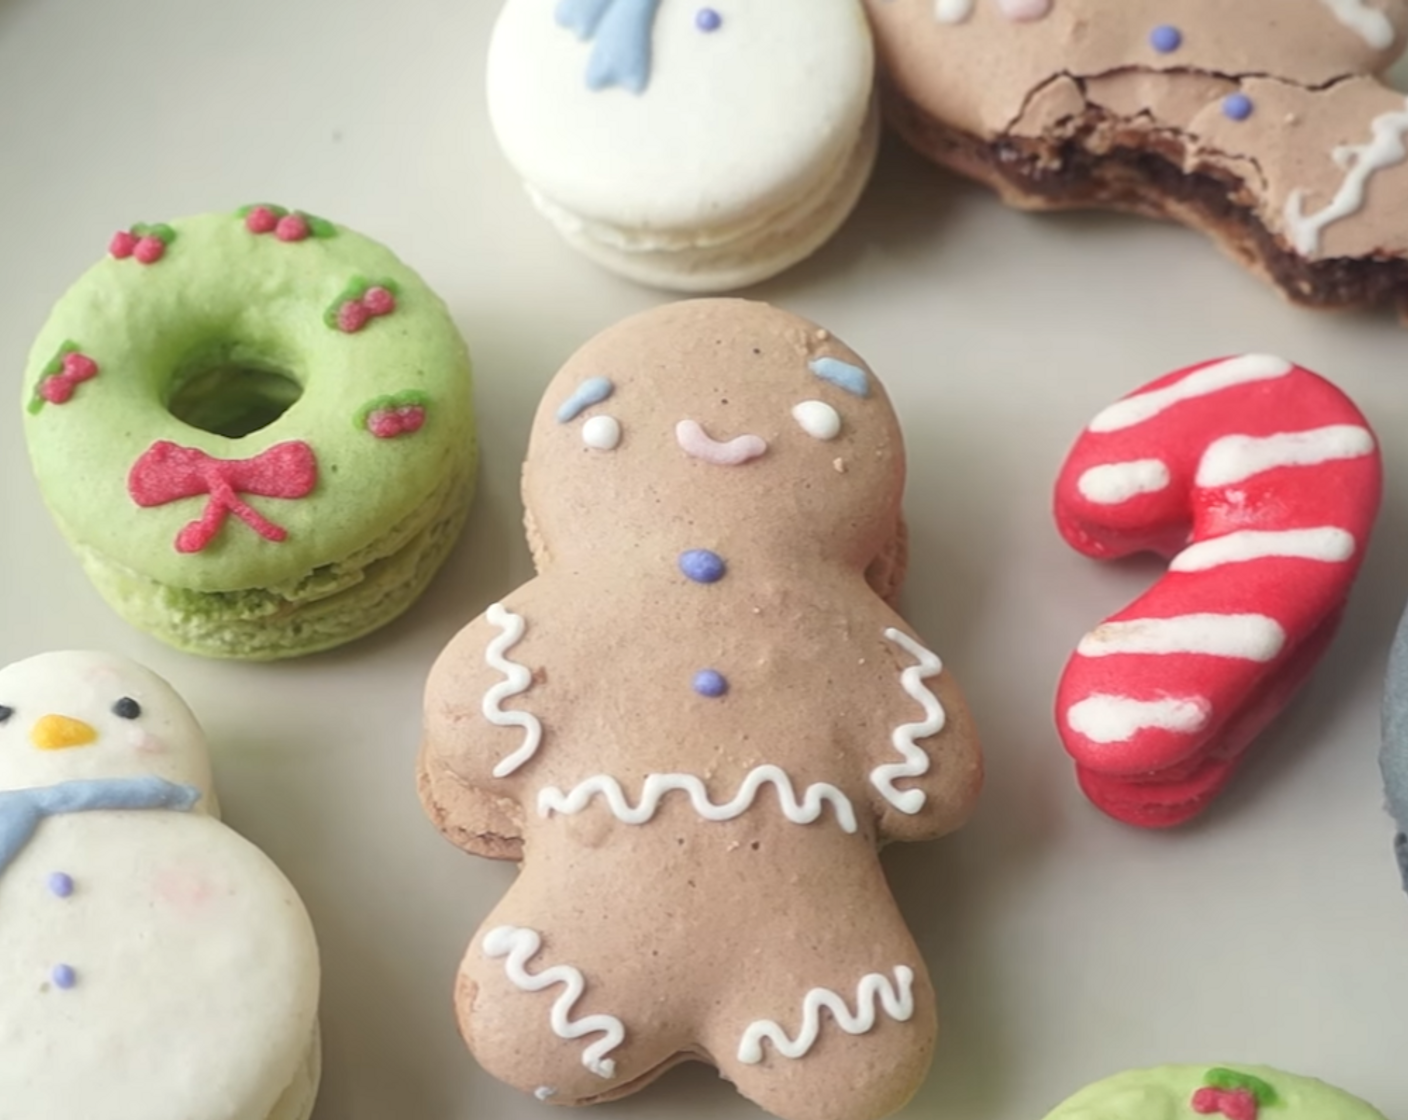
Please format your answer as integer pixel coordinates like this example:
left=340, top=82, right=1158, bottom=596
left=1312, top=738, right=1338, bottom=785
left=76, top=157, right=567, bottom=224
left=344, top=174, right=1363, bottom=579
left=127, top=440, right=318, bottom=553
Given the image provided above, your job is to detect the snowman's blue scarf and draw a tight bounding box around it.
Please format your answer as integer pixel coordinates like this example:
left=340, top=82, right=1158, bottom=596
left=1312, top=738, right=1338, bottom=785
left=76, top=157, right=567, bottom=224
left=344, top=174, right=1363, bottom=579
left=0, top=776, right=200, bottom=877
left=556, top=0, right=664, bottom=94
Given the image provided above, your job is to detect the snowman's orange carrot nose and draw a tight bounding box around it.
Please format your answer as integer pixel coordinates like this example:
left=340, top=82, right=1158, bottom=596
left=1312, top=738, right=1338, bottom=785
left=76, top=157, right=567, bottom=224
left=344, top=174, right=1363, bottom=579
left=30, top=714, right=98, bottom=750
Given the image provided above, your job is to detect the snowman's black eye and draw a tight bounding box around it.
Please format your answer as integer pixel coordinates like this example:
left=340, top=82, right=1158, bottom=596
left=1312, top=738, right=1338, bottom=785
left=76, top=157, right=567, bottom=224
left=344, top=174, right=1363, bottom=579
left=0, top=706, right=12, bottom=724
left=112, top=698, right=141, bottom=720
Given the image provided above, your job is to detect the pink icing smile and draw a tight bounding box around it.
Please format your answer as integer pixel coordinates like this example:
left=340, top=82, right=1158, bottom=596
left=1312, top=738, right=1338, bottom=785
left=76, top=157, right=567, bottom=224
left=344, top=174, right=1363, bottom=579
left=675, top=420, right=768, bottom=466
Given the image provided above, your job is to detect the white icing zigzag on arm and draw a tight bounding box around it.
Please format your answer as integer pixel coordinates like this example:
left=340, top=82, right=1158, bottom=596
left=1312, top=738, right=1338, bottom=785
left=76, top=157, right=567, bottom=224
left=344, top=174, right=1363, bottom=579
left=871, top=629, right=946, bottom=815
left=538, top=766, right=858, bottom=832
left=1285, top=97, right=1408, bottom=255
left=737, top=966, right=916, bottom=1064
left=482, top=925, right=625, bottom=1079
left=482, top=603, right=543, bottom=778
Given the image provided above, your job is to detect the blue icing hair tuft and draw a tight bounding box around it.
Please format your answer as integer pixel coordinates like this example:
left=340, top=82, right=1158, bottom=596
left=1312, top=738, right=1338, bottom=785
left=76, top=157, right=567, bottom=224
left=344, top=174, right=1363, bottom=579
left=810, top=357, right=870, bottom=398
left=556, top=0, right=664, bottom=94
left=556, top=377, right=615, bottom=423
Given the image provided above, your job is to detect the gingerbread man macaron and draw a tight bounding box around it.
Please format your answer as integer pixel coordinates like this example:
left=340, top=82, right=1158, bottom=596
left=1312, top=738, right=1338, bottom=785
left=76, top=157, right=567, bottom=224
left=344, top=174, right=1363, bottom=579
left=418, top=299, right=982, bottom=1120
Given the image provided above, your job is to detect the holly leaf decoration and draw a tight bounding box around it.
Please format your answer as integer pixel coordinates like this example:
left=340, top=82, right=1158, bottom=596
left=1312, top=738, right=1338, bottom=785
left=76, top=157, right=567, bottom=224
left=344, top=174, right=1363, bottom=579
left=1204, top=1070, right=1280, bottom=1108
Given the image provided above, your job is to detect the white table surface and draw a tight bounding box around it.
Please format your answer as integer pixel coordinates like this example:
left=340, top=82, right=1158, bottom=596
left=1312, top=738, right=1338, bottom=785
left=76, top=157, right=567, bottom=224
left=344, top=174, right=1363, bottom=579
left=2, top=2, right=1406, bottom=1117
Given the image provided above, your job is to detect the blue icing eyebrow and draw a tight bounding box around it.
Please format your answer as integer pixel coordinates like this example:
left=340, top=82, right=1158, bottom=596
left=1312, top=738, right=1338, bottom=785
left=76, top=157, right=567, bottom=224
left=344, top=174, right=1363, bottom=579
left=809, top=357, right=870, bottom=398
left=556, top=377, right=616, bottom=423
left=556, top=0, right=664, bottom=94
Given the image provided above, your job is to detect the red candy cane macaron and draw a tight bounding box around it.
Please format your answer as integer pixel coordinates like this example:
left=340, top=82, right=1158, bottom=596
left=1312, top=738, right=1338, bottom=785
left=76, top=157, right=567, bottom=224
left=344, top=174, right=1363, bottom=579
left=1053, top=355, right=1382, bottom=828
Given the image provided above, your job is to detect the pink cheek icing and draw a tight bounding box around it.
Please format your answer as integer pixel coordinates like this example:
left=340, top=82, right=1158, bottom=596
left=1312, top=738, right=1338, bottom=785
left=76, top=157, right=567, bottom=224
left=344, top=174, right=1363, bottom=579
left=675, top=420, right=768, bottom=466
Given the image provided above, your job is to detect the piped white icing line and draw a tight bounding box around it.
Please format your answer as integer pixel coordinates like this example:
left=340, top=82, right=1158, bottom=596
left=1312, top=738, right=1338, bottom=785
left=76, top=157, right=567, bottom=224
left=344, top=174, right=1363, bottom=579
left=539, top=767, right=858, bottom=832
left=1196, top=425, right=1376, bottom=488
left=872, top=629, right=945, bottom=815
left=935, top=0, right=975, bottom=21
left=482, top=925, right=625, bottom=1079
left=737, top=966, right=916, bottom=1064
left=1066, top=694, right=1211, bottom=744
left=1170, top=527, right=1357, bottom=572
left=1319, top=0, right=1396, bottom=49
left=675, top=419, right=768, bottom=466
left=1088, top=355, right=1293, bottom=433
left=1077, top=614, right=1287, bottom=662
left=1076, top=459, right=1170, bottom=505
left=997, top=0, right=1052, bottom=19
left=483, top=603, right=543, bottom=778
left=1285, top=97, right=1408, bottom=255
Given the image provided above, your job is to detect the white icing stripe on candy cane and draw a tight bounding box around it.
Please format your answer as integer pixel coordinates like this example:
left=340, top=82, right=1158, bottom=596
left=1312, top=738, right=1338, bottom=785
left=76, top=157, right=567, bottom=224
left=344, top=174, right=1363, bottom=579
left=1285, top=98, right=1408, bottom=255
left=738, top=967, right=915, bottom=1064
left=482, top=926, right=625, bottom=1079
left=1088, top=355, right=1293, bottom=433
left=1077, top=459, right=1171, bottom=504
left=1078, top=614, right=1287, bottom=662
left=1066, top=695, right=1211, bottom=744
left=538, top=767, right=858, bottom=832
left=1319, top=0, right=1395, bottom=50
left=1196, top=425, right=1376, bottom=488
left=483, top=603, right=543, bottom=778
left=1170, top=528, right=1357, bottom=572
left=872, top=629, right=945, bottom=815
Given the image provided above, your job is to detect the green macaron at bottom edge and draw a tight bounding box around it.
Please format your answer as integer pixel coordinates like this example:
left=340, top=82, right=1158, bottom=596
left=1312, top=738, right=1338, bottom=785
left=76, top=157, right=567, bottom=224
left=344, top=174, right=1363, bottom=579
left=75, top=456, right=474, bottom=660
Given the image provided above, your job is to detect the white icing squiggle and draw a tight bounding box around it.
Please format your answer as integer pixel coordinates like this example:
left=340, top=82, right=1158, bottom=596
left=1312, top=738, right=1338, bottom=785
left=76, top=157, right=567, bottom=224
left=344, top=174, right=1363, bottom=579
left=1196, top=426, right=1376, bottom=488
left=1088, top=355, right=1292, bottom=433
left=872, top=629, right=945, bottom=815
left=482, top=926, right=625, bottom=1079
left=1170, top=527, right=1356, bottom=572
left=737, top=966, right=916, bottom=1063
left=538, top=767, right=858, bottom=832
left=1319, top=0, right=1396, bottom=49
left=1077, top=459, right=1170, bottom=505
left=1285, top=97, right=1408, bottom=255
left=675, top=420, right=768, bottom=466
left=483, top=603, right=543, bottom=778
left=1078, top=614, right=1286, bottom=662
left=935, top=0, right=975, bottom=20
left=1066, top=695, right=1211, bottom=744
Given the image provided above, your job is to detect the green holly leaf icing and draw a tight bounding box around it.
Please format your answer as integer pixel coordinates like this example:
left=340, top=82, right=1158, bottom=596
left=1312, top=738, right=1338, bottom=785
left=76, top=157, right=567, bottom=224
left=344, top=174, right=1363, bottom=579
left=355, top=390, right=430, bottom=430
left=323, top=277, right=402, bottom=329
left=28, top=341, right=85, bottom=414
left=1204, top=1069, right=1281, bottom=1107
left=300, top=213, right=338, bottom=239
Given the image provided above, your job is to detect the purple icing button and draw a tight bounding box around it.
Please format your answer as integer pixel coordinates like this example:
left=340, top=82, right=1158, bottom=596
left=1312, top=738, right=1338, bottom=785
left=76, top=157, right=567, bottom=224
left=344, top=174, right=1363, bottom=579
left=693, top=670, right=728, bottom=698
left=1222, top=93, right=1254, bottom=121
left=47, top=872, right=74, bottom=898
left=695, top=7, right=722, bottom=31
left=51, top=964, right=76, bottom=989
left=1149, top=24, right=1182, bottom=52
left=679, top=549, right=726, bottom=584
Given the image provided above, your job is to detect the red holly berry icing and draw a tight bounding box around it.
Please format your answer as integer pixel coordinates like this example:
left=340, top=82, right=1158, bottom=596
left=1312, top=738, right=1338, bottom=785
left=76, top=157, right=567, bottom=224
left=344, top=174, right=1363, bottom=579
left=238, top=204, right=336, bottom=242
left=324, top=277, right=401, bottom=333
left=28, top=342, right=99, bottom=414
left=127, top=440, right=318, bottom=553
left=357, top=391, right=429, bottom=440
left=109, top=222, right=176, bottom=263
left=1191, top=1069, right=1279, bottom=1120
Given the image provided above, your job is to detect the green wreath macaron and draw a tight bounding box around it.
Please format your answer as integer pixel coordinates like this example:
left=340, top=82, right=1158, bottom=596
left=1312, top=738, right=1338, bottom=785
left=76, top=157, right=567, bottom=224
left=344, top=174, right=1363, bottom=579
left=1041, top=1064, right=1387, bottom=1120
left=22, top=207, right=476, bottom=660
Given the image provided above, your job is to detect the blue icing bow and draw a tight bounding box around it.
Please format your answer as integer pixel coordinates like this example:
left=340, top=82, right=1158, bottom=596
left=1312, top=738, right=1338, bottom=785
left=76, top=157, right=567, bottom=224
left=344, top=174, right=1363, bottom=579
left=0, top=776, right=202, bottom=877
left=556, top=0, right=665, bottom=94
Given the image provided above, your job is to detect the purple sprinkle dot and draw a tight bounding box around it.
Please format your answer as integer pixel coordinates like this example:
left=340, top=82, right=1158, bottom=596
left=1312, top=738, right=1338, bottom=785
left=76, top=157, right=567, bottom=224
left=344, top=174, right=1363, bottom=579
left=47, top=872, right=74, bottom=899
left=1149, top=24, right=1182, bottom=52
left=679, top=549, right=726, bottom=584
left=1222, top=93, right=1253, bottom=121
left=693, top=670, right=728, bottom=698
left=51, top=964, right=76, bottom=990
left=695, top=7, right=722, bottom=31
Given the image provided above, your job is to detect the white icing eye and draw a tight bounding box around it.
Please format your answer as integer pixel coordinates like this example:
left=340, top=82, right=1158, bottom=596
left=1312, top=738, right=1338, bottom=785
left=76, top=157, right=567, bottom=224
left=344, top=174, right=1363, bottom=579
left=582, top=414, right=621, bottom=451
left=792, top=400, right=841, bottom=441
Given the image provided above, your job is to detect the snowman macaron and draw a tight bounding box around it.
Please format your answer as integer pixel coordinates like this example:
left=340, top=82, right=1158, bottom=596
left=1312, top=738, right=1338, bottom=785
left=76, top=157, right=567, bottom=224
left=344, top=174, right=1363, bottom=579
left=0, top=651, right=321, bottom=1120
left=486, top=0, right=879, bottom=291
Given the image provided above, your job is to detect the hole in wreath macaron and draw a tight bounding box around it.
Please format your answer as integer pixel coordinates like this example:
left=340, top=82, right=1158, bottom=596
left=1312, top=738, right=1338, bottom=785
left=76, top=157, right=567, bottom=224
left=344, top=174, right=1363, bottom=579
left=21, top=207, right=478, bottom=660
left=166, top=353, right=304, bottom=440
